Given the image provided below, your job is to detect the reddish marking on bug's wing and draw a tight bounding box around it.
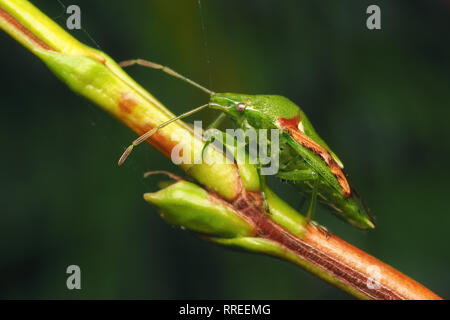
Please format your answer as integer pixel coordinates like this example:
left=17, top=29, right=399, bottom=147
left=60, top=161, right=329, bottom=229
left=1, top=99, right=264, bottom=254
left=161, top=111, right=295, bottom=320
left=280, top=115, right=300, bottom=127
left=278, top=117, right=351, bottom=197
left=118, top=93, right=137, bottom=114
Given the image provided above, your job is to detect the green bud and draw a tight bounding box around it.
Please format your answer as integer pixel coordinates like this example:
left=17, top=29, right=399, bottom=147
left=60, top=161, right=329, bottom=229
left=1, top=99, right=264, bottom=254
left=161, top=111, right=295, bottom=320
left=144, top=181, right=255, bottom=238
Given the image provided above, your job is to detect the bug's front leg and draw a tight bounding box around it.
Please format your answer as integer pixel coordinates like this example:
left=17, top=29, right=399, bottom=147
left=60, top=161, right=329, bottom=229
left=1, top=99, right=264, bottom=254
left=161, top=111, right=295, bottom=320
left=185, top=131, right=222, bottom=176
left=200, top=134, right=216, bottom=161
left=207, top=112, right=227, bottom=130
left=277, top=169, right=319, bottom=223
left=199, top=113, right=228, bottom=160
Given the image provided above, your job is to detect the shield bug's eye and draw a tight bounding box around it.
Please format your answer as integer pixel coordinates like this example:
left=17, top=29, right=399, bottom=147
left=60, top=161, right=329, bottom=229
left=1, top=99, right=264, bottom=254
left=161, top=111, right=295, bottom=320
left=236, top=103, right=246, bottom=112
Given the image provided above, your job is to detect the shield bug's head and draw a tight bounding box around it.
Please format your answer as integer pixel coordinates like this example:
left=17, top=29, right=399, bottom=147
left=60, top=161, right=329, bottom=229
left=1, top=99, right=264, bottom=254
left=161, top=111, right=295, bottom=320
left=210, top=93, right=301, bottom=129
left=209, top=93, right=254, bottom=120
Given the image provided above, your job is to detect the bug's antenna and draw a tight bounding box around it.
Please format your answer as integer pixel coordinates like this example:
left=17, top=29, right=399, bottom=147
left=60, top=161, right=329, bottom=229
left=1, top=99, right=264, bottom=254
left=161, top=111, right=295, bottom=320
left=143, top=170, right=183, bottom=181
left=118, top=103, right=210, bottom=166
left=119, top=59, right=215, bottom=95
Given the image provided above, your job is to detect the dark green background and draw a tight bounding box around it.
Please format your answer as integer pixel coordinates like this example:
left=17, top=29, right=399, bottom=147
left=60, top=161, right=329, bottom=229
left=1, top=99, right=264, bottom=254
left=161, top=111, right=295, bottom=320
left=0, top=0, right=449, bottom=299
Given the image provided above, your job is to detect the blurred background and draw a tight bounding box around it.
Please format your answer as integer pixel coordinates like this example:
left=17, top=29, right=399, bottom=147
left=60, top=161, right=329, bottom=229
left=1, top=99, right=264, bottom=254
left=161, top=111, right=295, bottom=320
left=0, top=0, right=449, bottom=299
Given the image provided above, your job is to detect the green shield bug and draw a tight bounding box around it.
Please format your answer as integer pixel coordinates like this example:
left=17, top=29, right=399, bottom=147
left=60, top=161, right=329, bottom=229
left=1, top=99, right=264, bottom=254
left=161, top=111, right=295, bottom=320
left=118, top=59, right=375, bottom=230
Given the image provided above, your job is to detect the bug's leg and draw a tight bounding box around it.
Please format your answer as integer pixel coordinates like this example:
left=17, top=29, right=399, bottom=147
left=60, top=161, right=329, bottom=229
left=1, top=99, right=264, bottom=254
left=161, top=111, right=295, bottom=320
left=306, top=178, right=319, bottom=223
left=277, top=169, right=317, bottom=182
left=118, top=103, right=210, bottom=165
left=185, top=113, right=226, bottom=175
left=277, top=169, right=319, bottom=223
left=256, top=164, right=270, bottom=214
left=186, top=134, right=216, bottom=176
left=199, top=113, right=227, bottom=161
left=297, top=195, right=307, bottom=212
left=186, top=126, right=224, bottom=176
left=119, top=59, right=215, bottom=95
left=201, top=135, right=216, bottom=161
left=195, top=113, right=229, bottom=164
left=142, top=170, right=183, bottom=181
left=207, top=112, right=227, bottom=130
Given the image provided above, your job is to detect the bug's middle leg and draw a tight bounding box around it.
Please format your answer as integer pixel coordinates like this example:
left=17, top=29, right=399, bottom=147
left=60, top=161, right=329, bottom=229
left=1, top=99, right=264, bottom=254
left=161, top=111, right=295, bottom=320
left=277, top=169, right=319, bottom=223
left=306, top=178, right=319, bottom=223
